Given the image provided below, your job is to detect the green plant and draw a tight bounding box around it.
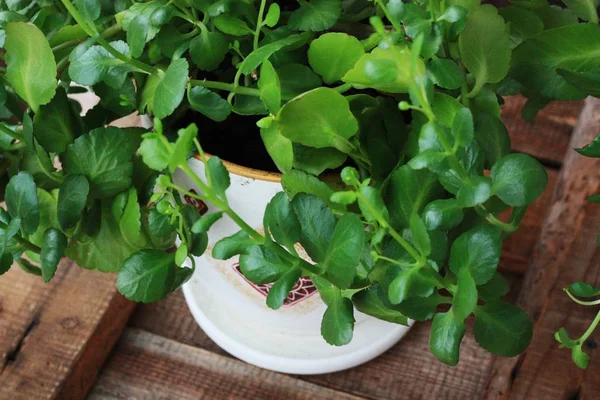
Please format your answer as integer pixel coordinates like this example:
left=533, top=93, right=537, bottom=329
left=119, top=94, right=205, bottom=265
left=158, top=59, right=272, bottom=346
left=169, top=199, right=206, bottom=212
left=0, top=0, right=599, bottom=367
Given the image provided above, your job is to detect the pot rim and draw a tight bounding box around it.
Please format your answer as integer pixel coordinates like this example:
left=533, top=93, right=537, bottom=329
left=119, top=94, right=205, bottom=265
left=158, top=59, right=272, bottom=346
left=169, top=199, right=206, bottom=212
left=192, top=153, right=282, bottom=183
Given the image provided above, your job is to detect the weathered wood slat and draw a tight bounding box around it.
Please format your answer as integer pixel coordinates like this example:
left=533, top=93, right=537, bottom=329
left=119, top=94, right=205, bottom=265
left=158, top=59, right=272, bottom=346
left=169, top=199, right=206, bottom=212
left=128, top=273, right=522, bottom=400
left=89, top=329, right=366, bottom=400
left=484, top=97, right=600, bottom=399
left=0, top=260, right=135, bottom=400
left=502, top=96, right=582, bottom=164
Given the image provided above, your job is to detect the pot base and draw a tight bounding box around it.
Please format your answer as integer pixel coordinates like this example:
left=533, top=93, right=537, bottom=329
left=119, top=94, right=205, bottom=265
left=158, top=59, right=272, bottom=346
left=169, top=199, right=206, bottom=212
left=182, top=259, right=413, bottom=375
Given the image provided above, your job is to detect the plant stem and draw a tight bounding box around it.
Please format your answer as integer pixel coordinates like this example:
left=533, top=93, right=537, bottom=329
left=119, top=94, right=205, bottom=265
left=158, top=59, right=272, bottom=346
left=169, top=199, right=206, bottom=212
left=0, top=123, right=25, bottom=142
left=0, top=220, right=42, bottom=254
left=254, top=0, right=268, bottom=51
left=566, top=289, right=600, bottom=306
left=580, top=309, right=600, bottom=343
left=189, top=79, right=262, bottom=97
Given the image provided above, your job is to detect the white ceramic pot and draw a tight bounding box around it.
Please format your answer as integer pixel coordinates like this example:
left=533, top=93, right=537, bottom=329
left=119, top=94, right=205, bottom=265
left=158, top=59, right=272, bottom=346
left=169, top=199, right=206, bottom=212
left=174, top=156, right=412, bottom=374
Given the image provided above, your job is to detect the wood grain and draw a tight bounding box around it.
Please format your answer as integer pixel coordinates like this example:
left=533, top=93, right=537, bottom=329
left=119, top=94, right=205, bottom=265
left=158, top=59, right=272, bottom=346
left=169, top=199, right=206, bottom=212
left=128, top=273, right=522, bottom=400
left=502, top=96, right=582, bottom=164
left=89, top=329, right=366, bottom=400
left=484, top=97, right=600, bottom=399
left=0, top=260, right=135, bottom=400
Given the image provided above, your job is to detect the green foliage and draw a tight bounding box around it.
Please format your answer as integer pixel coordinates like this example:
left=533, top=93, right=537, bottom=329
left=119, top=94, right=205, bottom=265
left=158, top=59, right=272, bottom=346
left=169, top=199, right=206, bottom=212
left=2, top=0, right=596, bottom=367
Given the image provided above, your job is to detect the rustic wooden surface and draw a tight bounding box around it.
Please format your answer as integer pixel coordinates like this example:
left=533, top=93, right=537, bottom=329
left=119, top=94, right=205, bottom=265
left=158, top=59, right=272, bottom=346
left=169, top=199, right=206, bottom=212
left=1, top=94, right=594, bottom=400
left=0, top=260, right=135, bottom=400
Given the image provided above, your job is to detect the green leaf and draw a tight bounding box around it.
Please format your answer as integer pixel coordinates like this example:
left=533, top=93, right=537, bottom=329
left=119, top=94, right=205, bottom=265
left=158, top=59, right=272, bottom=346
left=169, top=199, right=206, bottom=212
left=397, top=293, right=446, bottom=321
left=57, top=175, right=89, bottom=231
left=388, top=266, right=437, bottom=305
left=191, top=212, right=222, bottom=234
left=119, top=188, right=144, bottom=248
left=169, top=124, right=197, bottom=172
left=66, top=206, right=141, bottom=272
left=568, top=282, right=600, bottom=298
left=473, top=111, right=511, bottom=169
left=40, top=228, right=67, bottom=283
left=408, top=150, right=447, bottom=170
left=478, top=272, right=510, bottom=300
left=29, top=189, right=59, bottom=247
left=385, top=166, right=443, bottom=229
left=498, top=6, right=544, bottom=48
left=343, top=46, right=419, bottom=94
left=282, top=169, right=341, bottom=211
left=452, top=268, right=477, bottom=322
left=6, top=172, right=39, bottom=234
left=571, top=343, right=591, bottom=369
left=321, top=293, right=355, bottom=346
left=423, top=199, right=464, bottom=231
left=474, top=301, right=533, bottom=357
left=291, top=193, right=336, bottom=263
left=428, top=58, right=464, bottom=90
left=353, top=285, right=409, bottom=325
left=410, top=213, right=431, bottom=257
left=212, top=230, right=254, bottom=260
left=430, top=311, right=466, bottom=366
left=63, top=127, right=134, bottom=199
left=288, top=0, right=342, bottom=32
left=292, top=144, right=347, bottom=176
left=432, top=92, right=463, bottom=128
left=452, top=108, right=474, bottom=148
left=387, top=0, right=432, bottom=38
left=266, top=192, right=301, bottom=248
left=214, top=15, right=252, bottom=36
left=75, top=0, right=101, bottom=22
left=321, top=214, right=363, bottom=289
left=307, top=32, right=364, bottom=84
left=139, top=136, right=170, bottom=171
left=148, top=208, right=175, bottom=237
left=276, top=88, right=358, bottom=153
left=265, top=3, right=281, bottom=27
left=561, top=0, right=600, bottom=22
left=0, top=253, right=13, bottom=276
left=117, top=250, right=176, bottom=303
left=260, top=124, right=293, bottom=174
left=258, top=60, right=281, bottom=114
left=190, top=30, right=229, bottom=71
left=239, top=244, right=292, bottom=284
left=187, top=86, right=231, bottom=123
left=458, top=5, right=510, bottom=96
left=557, top=69, right=600, bottom=98
left=278, top=63, right=322, bottom=98
left=457, top=176, right=492, bottom=208
left=5, top=22, right=57, bottom=112
left=69, top=41, right=134, bottom=88
left=555, top=327, right=578, bottom=348
left=512, top=24, right=600, bottom=100
left=491, top=154, right=548, bottom=207
left=449, top=225, right=501, bottom=285
left=122, top=0, right=173, bottom=40
left=206, top=156, right=230, bottom=198
left=266, top=267, right=302, bottom=310
left=175, top=243, right=188, bottom=267
left=239, top=33, right=310, bottom=75
left=33, top=88, right=77, bottom=154
left=575, top=133, right=600, bottom=158
left=152, top=58, right=189, bottom=119
left=532, top=4, right=579, bottom=29
left=127, top=15, right=149, bottom=58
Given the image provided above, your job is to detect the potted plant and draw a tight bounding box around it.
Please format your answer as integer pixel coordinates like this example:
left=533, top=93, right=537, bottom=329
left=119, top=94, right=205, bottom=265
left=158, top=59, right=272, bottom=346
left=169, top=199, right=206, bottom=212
left=0, top=0, right=599, bottom=373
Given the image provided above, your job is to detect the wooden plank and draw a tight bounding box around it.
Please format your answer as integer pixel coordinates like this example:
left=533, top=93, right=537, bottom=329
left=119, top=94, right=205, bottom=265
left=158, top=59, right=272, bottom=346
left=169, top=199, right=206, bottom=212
left=89, top=329, right=365, bottom=400
left=127, top=273, right=522, bottom=399
left=0, top=260, right=135, bottom=400
left=484, top=97, right=600, bottom=399
left=502, top=96, right=582, bottom=164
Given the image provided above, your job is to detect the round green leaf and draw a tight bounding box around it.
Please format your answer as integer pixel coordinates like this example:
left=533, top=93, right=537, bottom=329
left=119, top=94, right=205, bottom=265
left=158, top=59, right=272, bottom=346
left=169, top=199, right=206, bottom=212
left=474, top=301, right=533, bottom=357
left=322, top=213, right=364, bottom=289
left=429, top=311, right=466, bottom=366
left=321, top=295, right=355, bottom=346
left=452, top=268, right=477, bottom=322
left=491, top=154, right=548, bottom=206
left=258, top=60, right=282, bottom=114
left=422, top=199, right=464, bottom=231
left=428, top=58, right=464, bottom=90
left=276, top=88, right=358, bottom=153
left=288, top=0, right=342, bottom=32
left=190, top=30, right=229, bottom=71
left=152, top=58, right=189, bottom=120
left=188, top=86, right=232, bottom=122
left=308, top=32, right=365, bottom=84
left=449, top=225, right=502, bottom=285
left=40, top=228, right=67, bottom=283
left=117, top=250, right=176, bottom=303
left=457, top=176, right=492, bottom=207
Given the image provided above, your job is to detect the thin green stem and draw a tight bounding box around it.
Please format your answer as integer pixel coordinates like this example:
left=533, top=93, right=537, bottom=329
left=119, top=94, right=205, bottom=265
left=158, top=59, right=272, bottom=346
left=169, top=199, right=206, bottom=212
left=580, top=309, right=600, bottom=343
left=566, top=289, right=600, bottom=307
left=375, top=255, right=419, bottom=268
left=254, top=0, right=268, bottom=50
left=0, top=123, right=25, bottom=141
left=189, top=79, right=262, bottom=97
left=0, top=220, right=42, bottom=253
